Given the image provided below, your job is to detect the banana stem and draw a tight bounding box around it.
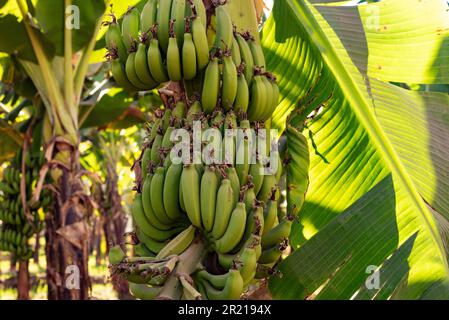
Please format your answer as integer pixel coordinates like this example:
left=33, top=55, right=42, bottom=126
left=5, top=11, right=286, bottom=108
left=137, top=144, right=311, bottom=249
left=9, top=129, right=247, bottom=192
left=64, top=0, right=75, bottom=127
left=16, top=0, right=76, bottom=141
left=156, top=237, right=206, bottom=300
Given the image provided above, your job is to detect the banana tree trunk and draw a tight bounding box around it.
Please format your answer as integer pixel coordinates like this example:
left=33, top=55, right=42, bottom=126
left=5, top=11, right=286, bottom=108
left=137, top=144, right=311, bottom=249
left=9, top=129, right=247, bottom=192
left=17, top=260, right=30, bottom=300
left=45, top=147, right=91, bottom=300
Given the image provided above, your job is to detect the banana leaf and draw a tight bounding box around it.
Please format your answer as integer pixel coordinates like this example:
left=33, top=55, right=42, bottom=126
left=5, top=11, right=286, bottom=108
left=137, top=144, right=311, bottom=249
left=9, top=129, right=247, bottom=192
left=263, top=0, right=449, bottom=299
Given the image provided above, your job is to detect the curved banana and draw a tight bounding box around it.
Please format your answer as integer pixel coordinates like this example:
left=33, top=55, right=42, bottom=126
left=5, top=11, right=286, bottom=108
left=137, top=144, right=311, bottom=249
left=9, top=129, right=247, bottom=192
left=247, top=75, right=267, bottom=122
left=214, top=202, right=247, bottom=254
left=109, top=245, right=126, bottom=265
left=231, top=35, right=242, bottom=66
left=106, top=20, right=127, bottom=63
left=200, top=268, right=243, bottom=300
left=141, top=0, right=158, bottom=34
left=148, top=33, right=169, bottom=83
left=234, top=72, right=249, bottom=114
left=129, top=283, right=162, bottom=300
left=136, top=228, right=168, bottom=253
left=225, top=167, right=240, bottom=207
left=238, top=247, right=257, bottom=287
left=248, top=37, right=266, bottom=70
left=163, top=163, right=183, bottom=220
left=156, top=225, right=196, bottom=259
left=167, top=25, right=183, bottom=81
left=213, top=5, right=233, bottom=50
left=182, top=30, right=197, bottom=81
left=201, top=57, right=219, bottom=114
left=157, top=0, right=173, bottom=52
left=180, top=165, right=202, bottom=228
left=235, top=33, right=254, bottom=85
left=221, top=52, right=238, bottom=111
left=191, top=15, right=209, bottom=71
left=200, top=166, right=218, bottom=232
left=210, top=179, right=234, bottom=239
left=132, top=194, right=178, bottom=242
left=151, top=167, right=174, bottom=225
left=263, top=197, right=278, bottom=236
left=260, top=75, right=274, bottom=121
left=151, top=134, right=163, bottom=167
left=121, top=7, right=140, bottom=51
left=135, top=42, right=158, bottom=89
left=262, top=216, right=293, bottom=249
left=125, top=50, right=148, bottom=90
left=170, top=0, right=186, bottom=48
left=258, top=174, right=277, bottom=205
left=111, top=59, right=139, bottom=92
left=258, top=242, right=286, bottom=265
left=249, top=162, right=264, bottom=196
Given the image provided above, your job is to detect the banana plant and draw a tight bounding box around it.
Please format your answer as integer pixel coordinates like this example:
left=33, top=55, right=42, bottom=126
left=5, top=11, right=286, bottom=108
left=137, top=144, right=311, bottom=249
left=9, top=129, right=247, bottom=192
left=261, top=0, right=449, bottom=299
left=0, top=0, right=151, bottom=299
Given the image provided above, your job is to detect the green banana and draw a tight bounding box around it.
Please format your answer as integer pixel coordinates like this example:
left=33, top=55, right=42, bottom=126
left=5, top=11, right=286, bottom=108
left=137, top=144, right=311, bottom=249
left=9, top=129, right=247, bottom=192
left=197, top=269, right=228, bottom=289
left=214, top=202, right=247, bottom=254
left=105, top=19, right=127, bottom=63
left=200, top=268, right=243, bottom=300
left=129, top=283, right=162, bottom=300
left=191, top=15, right=209, bottom=71
left=186, top=100, right=202, bottom=127
left=236, top=33, right=254, bottom=85
left=156, top=225, right=196, bottom=259
left=136, top=228, right=168, bottom=253
left=221, top=51, right=238, bottom=111
left=263, top=197, right=278, bottom=236
left=111, top=59, right=139, bottom=92
left=170, top=0, right=186, bottom=48
left=132, top=194, right=177, bottom=242
left=182, top=30, right=198, bottom=81
left=163, top=163, right=183, bottom=220
left=180, top=165, right=202, bottom=228
left=141, top=0, right=158, bottom=34
left=258, top=242, right=286, bottom=265
left=249, top=162, right=264, bottom=196
left=167, top=25, right=183, bottom=81
left=151, top=167, right=174, bottom=224
left=234, top=72, right=249, bottom=113
left=148, top=33, right=169, bottom=83
left=235, top=125, right=253, bottom=186
left=157, top=0, right=173, bottom=52
left=238, top=247, right=257, bottom=287
left=142, top=174, right=173, bottom=231
left=201, top=57, right=220, bottom=114
left=248, top=37, right=266, bottom=70
left=150, top=133, right=163, bottom=166
left=121, top=7, right=140, bottom=51
left=260, top=75, right=274, bottom=121
left=200, top=166, right=218, bottom=232
left=190, top=0, right=207, bottom=28
left=125, top=49, right=148, bottom=90
left=134, top=243, right=155, bottom=257
left=247, top=75, right=268, bottom=122
left=135, top=41, right=158, bottom=89
left=258, top=174, right=277, bottom=205
left=210, top=179, right=234, bottom=239
left=231, top=35, right=242, bottom=66
left=213, top=5, right=233, bottom=50
left=262, top=216, right=293, bottom=249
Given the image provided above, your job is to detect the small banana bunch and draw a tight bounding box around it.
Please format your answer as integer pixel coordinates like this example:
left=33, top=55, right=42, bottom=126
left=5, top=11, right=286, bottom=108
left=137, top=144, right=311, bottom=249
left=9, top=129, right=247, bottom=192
left=0, top=151, right=48, bottom=260
left=109, top=103, right=294, bottom=300
left=105, top=0, right=279, bottom=123
left=105, top=0, right=209, bottom=92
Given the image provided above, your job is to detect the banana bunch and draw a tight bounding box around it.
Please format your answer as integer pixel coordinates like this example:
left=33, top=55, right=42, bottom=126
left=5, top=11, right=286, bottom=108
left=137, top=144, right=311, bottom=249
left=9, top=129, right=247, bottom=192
left=105, top=0, right=209, bottom=92
left=109, top=103, right=294, bottom=300
left=105, top=1, right=279, bottom=123
left=0, top=151, right=47, bottom=260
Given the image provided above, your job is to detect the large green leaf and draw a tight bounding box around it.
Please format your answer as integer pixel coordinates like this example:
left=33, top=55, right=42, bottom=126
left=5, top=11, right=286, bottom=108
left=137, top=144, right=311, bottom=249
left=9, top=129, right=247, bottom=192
left=263, top=0, right=449, bottom=299
left=34, top=0, right=106, bottom=56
